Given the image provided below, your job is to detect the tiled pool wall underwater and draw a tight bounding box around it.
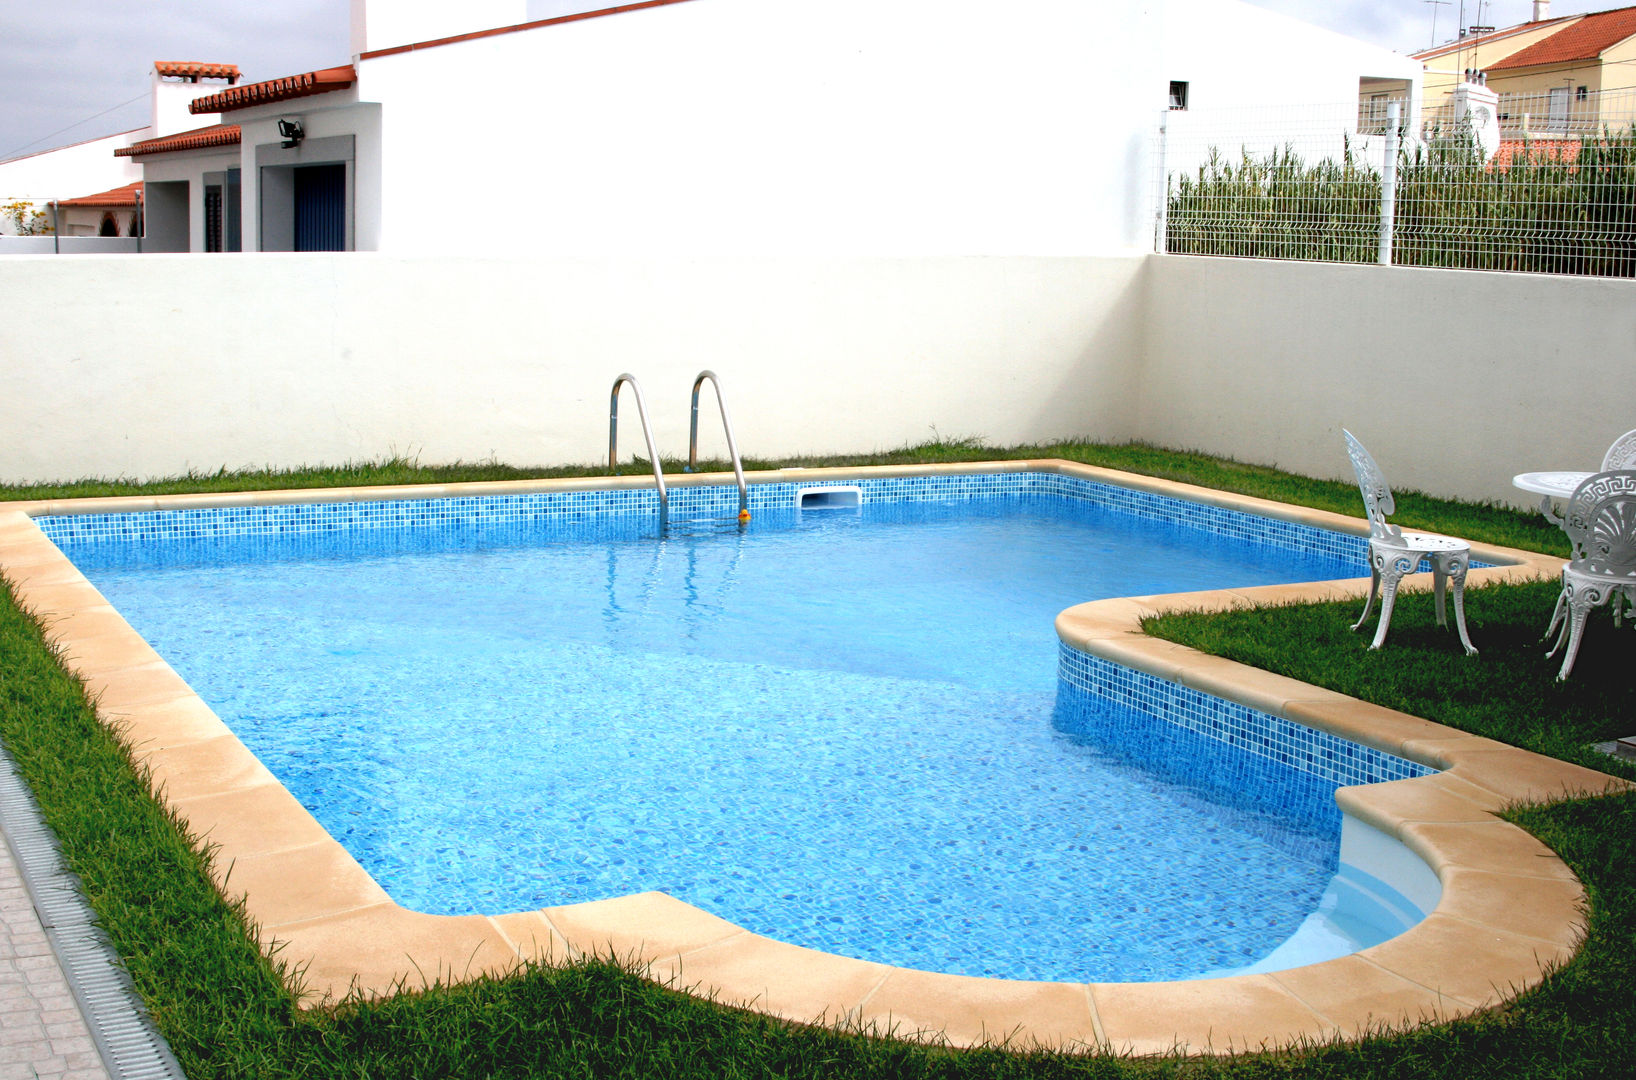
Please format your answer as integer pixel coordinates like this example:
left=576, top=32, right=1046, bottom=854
left=1057, top=648, right=1433, bottom=792
left=38, top=469, right=1436, bottom=793
left=40, top=468, right=1365, bottom=549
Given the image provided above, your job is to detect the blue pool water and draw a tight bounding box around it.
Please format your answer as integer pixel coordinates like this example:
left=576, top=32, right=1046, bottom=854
left=60, top=489, right=1401, bottom=982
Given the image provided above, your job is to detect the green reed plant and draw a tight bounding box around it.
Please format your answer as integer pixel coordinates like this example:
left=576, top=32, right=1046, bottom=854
left=1167, top=125, right=1636, bottom=277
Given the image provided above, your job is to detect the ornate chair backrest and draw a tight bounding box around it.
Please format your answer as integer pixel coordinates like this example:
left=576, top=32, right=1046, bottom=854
left=1601, top=429, right=1636, bottom=471
left=1563, top=470, right=1636, bottom=579
left=1342, top=429, right=1403, bottom=544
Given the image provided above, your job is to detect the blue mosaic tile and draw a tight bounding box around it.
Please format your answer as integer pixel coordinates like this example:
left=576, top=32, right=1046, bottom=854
left=30, top=472, right=1261, bottom=543
left=1056, top=643, right=1434, bottom=789
left=34, top=470, right=1489, bottom=570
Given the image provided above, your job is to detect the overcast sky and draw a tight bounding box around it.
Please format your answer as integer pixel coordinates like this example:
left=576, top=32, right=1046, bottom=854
left=0, top=0, right=1615, bottom=163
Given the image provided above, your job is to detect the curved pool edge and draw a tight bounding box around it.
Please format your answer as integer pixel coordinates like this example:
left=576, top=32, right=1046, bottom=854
left=1054, top=573, right=1624, bottom=1054
left=2, top=461, right=1629, bottom=1057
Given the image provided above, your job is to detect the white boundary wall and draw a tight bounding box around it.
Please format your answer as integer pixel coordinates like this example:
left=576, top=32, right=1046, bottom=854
left=3, top=252, right=1630, bottom=505
left=0, top=254, right=1146, bottom=485
left=1137, top=256, right=1636, bottom=506
left=0, top=237, right=142, bottom=255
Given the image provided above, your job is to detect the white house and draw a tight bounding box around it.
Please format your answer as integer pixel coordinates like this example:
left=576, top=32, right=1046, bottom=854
left=115, top=0, right=1422, bottom=255
left=0, top=132, right=143, bottom=237
left=0, top=63, right=240, bottom=242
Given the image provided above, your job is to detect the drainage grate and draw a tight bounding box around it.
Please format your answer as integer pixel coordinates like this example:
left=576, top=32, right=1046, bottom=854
left=0, top=749, right=188, bottom=1080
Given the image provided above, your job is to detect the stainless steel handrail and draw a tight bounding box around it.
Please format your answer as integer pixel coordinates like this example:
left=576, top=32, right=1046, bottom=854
left=688, top=369, right=750, bottom=524
left=609, top=373, right=668, bottom=532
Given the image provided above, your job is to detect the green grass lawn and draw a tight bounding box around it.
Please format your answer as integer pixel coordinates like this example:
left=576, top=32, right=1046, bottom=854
left=0, top=437, right=1566, bottom=557
left=1, top=440, right=1630, bottom=1079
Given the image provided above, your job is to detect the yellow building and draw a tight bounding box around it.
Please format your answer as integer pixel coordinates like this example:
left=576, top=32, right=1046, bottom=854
left=1413, top=4, right=1636, bottom=136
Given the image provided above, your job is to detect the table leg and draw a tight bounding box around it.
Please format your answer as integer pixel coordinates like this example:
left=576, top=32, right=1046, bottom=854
left=1537, top=495, right=1567, bottom=527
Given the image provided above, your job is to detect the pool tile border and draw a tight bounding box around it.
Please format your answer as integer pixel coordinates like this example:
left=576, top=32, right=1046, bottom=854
left=1, top=460, right=1628, bottom=1057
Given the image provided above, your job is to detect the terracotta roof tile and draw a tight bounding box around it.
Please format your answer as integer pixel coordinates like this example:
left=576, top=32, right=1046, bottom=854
left=153, top=61, right=240, bottom=82
left=115, top=123, right=242, bottom=158
left=55, top=182, right=144, bottom=208
left=1493, top=138, right=1582, bottom=170
left=189, top=65, right=356, bottom=114
left=1488, top=6, right=1636, bottom=70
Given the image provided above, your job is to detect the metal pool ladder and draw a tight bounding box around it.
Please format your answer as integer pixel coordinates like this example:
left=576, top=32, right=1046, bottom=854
left=688, top=369, right=750, bottom=526
left=609, top=373, right=668, bottom=532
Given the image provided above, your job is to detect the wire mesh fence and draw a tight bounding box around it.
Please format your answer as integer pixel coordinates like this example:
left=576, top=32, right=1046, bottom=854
left=1159, top=88, right=1636, bottom=278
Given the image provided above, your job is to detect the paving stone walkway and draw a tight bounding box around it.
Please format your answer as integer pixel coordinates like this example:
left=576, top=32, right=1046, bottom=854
left=0, top=832, right=107, bottom=1080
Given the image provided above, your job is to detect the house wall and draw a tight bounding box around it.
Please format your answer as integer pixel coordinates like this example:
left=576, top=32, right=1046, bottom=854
left=237, top=104, right=381, bottom=252
left=353, top=0, right=1418, bottom=257
left=1162, top=0, right=1420, bottom=110
left=138, top=148, right=241, bottom=252
left=0, top=254, right=1148, bottom=485
left=1420, top=21, right=1579, bottom=111
left=359, top=0, right=1164, bottom=256
left=140, top=182, right=190, bottom=252
left=151, top=73, right=237, bottom=139
left=1158, top=0, right=1423, bottom=180
left=1136, top=255, right=1636, bottom=506
left=1485, top=63, right=1601, bottom=102
left=1602, top=37, right=1636, bottom=93
left=58, top=207, right=138, bottom=237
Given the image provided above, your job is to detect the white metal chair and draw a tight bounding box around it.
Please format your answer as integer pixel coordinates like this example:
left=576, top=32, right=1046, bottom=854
left=1602, top=428, right=1636, bottom=470
left=1342, top=430, right=1477, bottom=654
left=1539, top=432, right=1636, bottom=638
left=1601, top=430, right=1636, bottom=624
left=1543, top=470, right=1636, bottom=680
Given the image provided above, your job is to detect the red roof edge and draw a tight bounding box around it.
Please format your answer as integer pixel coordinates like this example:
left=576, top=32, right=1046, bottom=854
left=0, top=126, right=149, bottom=166
left=115, top=124, right=242, bottom=158
left=56, top=182, right=145, bottom=208
left=189, top=66, right=356, bottom=115
left=1412, top=17, right=1576, bottom=61
left=154, top=61, right=241, bottom=82
left=359, top=0, right=698, bottom=61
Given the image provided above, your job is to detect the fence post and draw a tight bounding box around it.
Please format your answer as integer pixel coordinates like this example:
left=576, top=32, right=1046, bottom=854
left=1154, top=111, right=1169, bottom=254
left=1378, top=101, right=1400, bottom=266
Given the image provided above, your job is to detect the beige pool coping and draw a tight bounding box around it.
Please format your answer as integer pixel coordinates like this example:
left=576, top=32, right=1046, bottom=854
left=1, top=459, right=1628, bottom=1057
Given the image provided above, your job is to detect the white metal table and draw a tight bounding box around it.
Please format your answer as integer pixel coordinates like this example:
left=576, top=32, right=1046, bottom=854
left=1513, top=470, right=1594, bottom=525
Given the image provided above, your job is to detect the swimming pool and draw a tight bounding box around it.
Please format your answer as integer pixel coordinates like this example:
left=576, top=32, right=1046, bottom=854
left=43, top=470, right=1435, bottom=983
left=4, top=461, right=1594, bottom=1051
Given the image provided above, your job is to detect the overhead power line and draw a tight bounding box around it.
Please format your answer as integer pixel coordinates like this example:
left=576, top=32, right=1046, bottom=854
left=1, top=92, right=147, bottom=163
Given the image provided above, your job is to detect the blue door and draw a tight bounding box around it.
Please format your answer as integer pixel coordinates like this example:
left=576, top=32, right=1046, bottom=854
left=293, top=164, right=346, bottom=251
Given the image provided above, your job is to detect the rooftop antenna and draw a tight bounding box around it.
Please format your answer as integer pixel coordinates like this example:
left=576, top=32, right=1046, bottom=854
left=1425, top=0, right=1451, bottom=46
left=1456, top=0, right=1468, bottom=78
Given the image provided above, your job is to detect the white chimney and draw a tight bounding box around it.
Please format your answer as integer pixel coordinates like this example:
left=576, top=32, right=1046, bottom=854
left=1533, top=1, right=1551, bottom=21
left=150, top=64, right=240, bottom=137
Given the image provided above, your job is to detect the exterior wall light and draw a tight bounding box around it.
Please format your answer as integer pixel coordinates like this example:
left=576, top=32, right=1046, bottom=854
left=277, top=119, right=305, bottom=148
